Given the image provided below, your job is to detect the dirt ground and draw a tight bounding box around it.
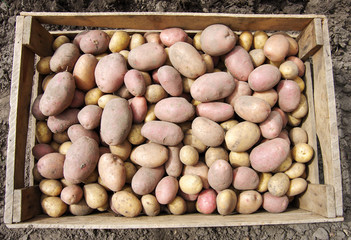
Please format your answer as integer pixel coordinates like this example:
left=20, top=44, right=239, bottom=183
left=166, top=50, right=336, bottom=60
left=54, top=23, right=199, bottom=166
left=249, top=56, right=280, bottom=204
left=1, top=0, right=351, bottom=239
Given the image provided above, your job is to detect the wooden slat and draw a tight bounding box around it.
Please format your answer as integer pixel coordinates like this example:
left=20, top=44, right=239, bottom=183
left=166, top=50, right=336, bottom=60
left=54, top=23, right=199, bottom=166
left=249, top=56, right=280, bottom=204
left=297, top=184, right=335, bottom=218
left=301, top=62, right=319, bottom=184
left=19, top=12, right=322, bottom=31
left=23, top=16, right=53, bottom=57
left=13, top=186, right=41, bottom=223
left=297, top=18, right=323, bottom=61
left=312, top=18, right=343, bottom=217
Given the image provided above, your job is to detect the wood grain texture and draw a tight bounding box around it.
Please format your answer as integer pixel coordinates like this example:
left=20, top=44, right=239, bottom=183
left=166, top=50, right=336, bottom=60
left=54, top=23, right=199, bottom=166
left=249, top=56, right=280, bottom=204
left=13, top=187, right=42, bottom=223
left=297, top=18, right=323, bottom=61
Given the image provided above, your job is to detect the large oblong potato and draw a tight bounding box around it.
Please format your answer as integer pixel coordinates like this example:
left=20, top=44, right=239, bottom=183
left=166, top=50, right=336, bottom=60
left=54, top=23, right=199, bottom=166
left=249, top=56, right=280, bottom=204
left=50, top=43, right=80, bottom=73
left=154, top=97, right=195, bottom=123
left=37, top=153, right=65, bottom=179
left=216, top=189, right=237, bottom=215
left=130, top=143, right=168, bottom=168
left=192, top=117, right=225, bottom=147
left=208, top=160, right=233, bottom=191
left=128, top=42, right=167, bottom=71
left=234, top=95, right=271, bottom=123
left=47, top=108, right=79, bottom=134
left=277, top=80, right=301, bottom=112
left=196, top=102, right=234, bottom=122
left=225, top=121, right=261, bottom=152
left=248, top=64, right=281, bottom=91
left=131, top=166, right=165, bottom=195
left=111, top=191, right=142, bottom=217
left=157, top=65, right=183, bottom=96
left=73, top=54, right=97, bottom=91
left=98, top=153, right=126, bottom=192
left=225, top=46, right=254, bottom=81
left=141, top=121, right=184, bottom=146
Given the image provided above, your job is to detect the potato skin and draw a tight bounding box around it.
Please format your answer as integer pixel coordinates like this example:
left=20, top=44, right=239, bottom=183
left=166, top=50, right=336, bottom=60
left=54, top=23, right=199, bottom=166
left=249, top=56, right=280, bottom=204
left=95, top=53, right=127, bottom=93
left=262, top=192, right=289, bottom=213
left=208, top=160, right=233, bottom=191
left=157, top=65, right=183, bottom=96
left=63, top=136, right=100, bottom=184
left=248, top=64, right=281, bottom=91
left=130, top=96, right=148, bottom=123
left=160, top=27, right=188, bottom=47
left=225, top=121, right=261, bottom=152
left=78, top=105, right=102, bottom=130
left=39, top=179, right=63, bottom=196
left=225, top=80, right=252, bottom=107
left=31, top=94, right=46, bottom=121
left=155, top=176, right=179, bottom=204
left=263, top=34, right=289, bottom=62
left=196, top=102, right=234, bottom=122
left=205, top=147, right=229, bottom=167
left=252, top=89, right=278, bottom=108
left=130, top=143, right=169, bottom=168
left=50, top=43, right=80, bottom=73
left=183, top=161, right=209, bottom=189
left=124, top=69, right=146, bottom=97
left=190, top=72, right=235, bottom=102
left=216, top=189, right=237, bottom=215
left=128, top=42, right=167, bottom=71
left=60, top=185, right=83, bottom=205
left=165, top=145, right=183, bottom=177
left=98, top=153, right=126, bottom=192
left=41, top=197, right=67, bottom=218
left=141, top=194, right=161, bottom=216
left=196, top=189, right=217, bottom=214
left=69, top=199, right=94, bottom=216
left=73, top=54, right=98, bottom=91
left=37, top=153, right=65, bottom=179
left=144, top=84, right=168, bottom=103
left=277, top=80, right=301, bottom=112
left=39, top=71, right=76, bottom=116
left=234, top=95, right=271, bottom=123
left=131, top=166, right=165, bottom=195
left=47, top=108, right=80, bottom=134
left=141, top=121, right=184, bottom=146
left=100, top=98, right=132, bottom=145
left=225, top=46, right=254, bottom=81
left=83, top=183, right=108, bottom=209
left=268, top=173, right=290, bottom=197
left=232, top=166, right=259, bottom=190
left=259, top=111, right=283, bottom=139
left=79, top=30, right=110, bottom=55
left=154, top=97, right=195, bottom=123
left=200, top=24, right=236, bottom=56
left=192, top=117, right=225, bottom=147
left=236, top=190, right=262, bottom=214
left=70, top=90, right=85, bottom=108
left=67, top=124, right=100, bottom=144
left=250, top=138, right=290, bottom=172
left=32, top=143, right=55, bottom=160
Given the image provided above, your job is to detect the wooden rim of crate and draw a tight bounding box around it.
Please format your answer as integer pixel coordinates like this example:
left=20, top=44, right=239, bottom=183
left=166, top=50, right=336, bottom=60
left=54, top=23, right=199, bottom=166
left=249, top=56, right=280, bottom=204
left=4, top=12, right=343, bottom=228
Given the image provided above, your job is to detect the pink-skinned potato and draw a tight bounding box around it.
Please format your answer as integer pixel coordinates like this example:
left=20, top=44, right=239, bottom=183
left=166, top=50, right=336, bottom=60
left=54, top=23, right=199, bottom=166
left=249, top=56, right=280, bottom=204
left=67, top=124, right=100, bottom=144
left=234, top=95, right=271, bottom=123
left=160, top=28, right=188, bottom=47
left=124, top=69, right=146, bottom=97
left=78, top=105, right=102, bottom=130
left=277, top=80, right=301, bottom=112
left=50, top=43, right=80, bottom=73
left=263, top=34, right=289, bottom=62
left=192, top=117, right=225, bottom=147
left=165, top=144, right=183, bottom=177
left=98, top=153, right=126, bottom=192
left=208, top=160, right=233, bottom=191
left=131, top=166, right=165, bottom=195
left=154, top=97, right=195, bottom=123
left=196, top=102, right=234, bottom=122
left=60, top=185, right=83, bottom=205
left=64, top=136, right=99, bottom=184
left=155, top=176, right=179, bottom=204
left=31, top=94, right=46, bottom=121
left=128, top=42, right=167, bottom=71
left=141, top=121, right=184, bottom=146
left=70, top=90, right=85, bottom=108
left=129, top=96, right=148, bottom=123
left=130, top=142, right=168, bottom=168
left=47, top=108, right=80, bottom=134
left=79, top=30, right=110, bottom=55
left=37, top=152, right=65, bottom=179
left=32, top=143, right=55, bottom=160
left=157, top=65, right=183, bottom=96
left=39, top=71, right=76, bottom=116
left=225, top=46, right=254, bottom=81
left=232, top=166, right=259, bottom=190
left=225, top=80, right=252, bottom=107
left=248, top=64, right=281, bottom=91
left=196, top=189, right=217, bottom=214
left=183, top=161, right=209, bottom=189
left=259, top=111, right=283, bottom=139
left=262, top=192, right=289, bottom=213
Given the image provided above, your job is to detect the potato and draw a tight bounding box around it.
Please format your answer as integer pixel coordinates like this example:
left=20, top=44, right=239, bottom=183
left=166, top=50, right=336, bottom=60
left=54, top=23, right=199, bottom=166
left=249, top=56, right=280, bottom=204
left=182, top=77, right=195, bottom=94
left=205, top=147, right=228, bottom=167
left=39, top=179, right=62, bottom=196
left=98, top=153, right=126, bottom=192
left=124, top=162, right=137, bottom=184
left=79, top=30, right=110, bottom=55
left=179, top=174, right=203, bottom=195
left=109, top=140, right=132, bottom=161
left=249, top=49, right=265, bottom=67
left=168, top=196, right=187, bottom=215
left=259, top=111, right=283, bottom=139
left=238, top=31, right=253, bottom=51
left=200, top=24, right=236, bottom=56
left=144, top=32, right=162, bottom=45
left=225, top=80, right=252, bottom=107
left=130, top=142, right=168, bottom=168
left=180, top=145, right=199, bottom=166
left=77, top=105, right=102, bottom=131
left=279, top=60, right=299, bottom=80
left=83, top=183, right=108, bottom=209
left=169, top=42, right=206, bottom=78
left=124, top=69, right=146, bottom=97
left=236, top=190, right=262, bottom=214
left=111, top=191, right=142, bottom=217
left=225, top=121, right=261, bottom=152
left=160, top=27, right=188, bottom=47
left=128, top=42, right=166, bottom=71
left=192, top=31, right=202, bottom=50
left=109, top=31, right=130, bottom=52
left=81, top=167, right=99, bottom=184
left=192, top=117, right=225, bottom=147
left=202, top=54, right=214, bottom=73
left=263, top=34, right=289, bottom=62
left=294, top=76, right=305, bottom=92
left=277, top=80, right=301, bottom=113
left=250, top=138, right=290, bottom=172
left=256, top=172, right=272, bottom=193
left=50, top=43, right=80, bottom=72
left=234, top=96, right=271, bottom=123
left=252, top=89, right=278, bottom=108
left=58, top=141, right=72, bottom=155
left=31, top=94, right=46, bottom=121
left=47, top=108, right=80, bottom=134
left=268, top=173, right=290, bottom=197
left=157, top=65, right=183, bottom=96
left=287, top=56, right=305, bottom=77
left=216, top=189, right=237, bottom=215
left=41, top=197, right=67, bottom=218
left=60, top=185, right=83, bottom=205
left=32, top=143, right=55, bottom=160
left=37, top=56, right=52, bottom=75
left=155, top=176, right=179, bottom=204
left=85, top=87, right=104, bottom=105
left=291, top=94, right=308, bottom=119
left=286, top=178, right=308, bottom=197
left=162, top=145, right=182, bottom=178
left=70, top=90, right=85, bottom=108
left=52, top=35, right=70, bottom=51
left=95, top=53, right=128, bottom=93
left=37, top=152, right=64, bottom=179
left=292, top=143, right=314, bottom=163
left=42, top=74, right=55, bottom=91
left=131, top=166, right=165, bottom=195
left=50, top=141, right=60, bottom=152
left=196, top=189, right=217, bottom=214
left=289, top=127, right=308, bottom=145
left=35, top=121, right=52, bottom=144
left=183, top=161, right=209, bottom=189
left=229, top=151, right=250, bottom=168
left=73, top=54, right=98, bottom=91
left=154, top=97, right=194, bottom=124
left=127, top=124, right=145, bottom=145
left=253, top=31, right=268, bottom=49
left=115, top=85, right=132, bottom=100
left=285, top=35, right=299, bottom=56
left=128, top=33, right=144, bottom=50
left=69, top=199, right=93, bottom=216
left=141, top=194, right=161, bottom=216
left=101, top=98, right=132, bottom=145
left=208, top=160, right=233, bottom=191
left=141, top=121, right=184, bottom=146
left=67, top=124, right=99, bottom=143
left=232, top=166, right=259, bottom=190
left=225, top=46, right=254, bottom=81
left=196, top=102, right=234, bottom=122
left=183, top=129, right=207, bottom=153
left=262, top=192, right=289, bottom=213
left=220, top=120, right=239, bottom=132
left=64, top=136, right=99, bottom=184
left=273, top=107, right=288, bottom=128
left=40, top=72, right=75, bottom=116
left=129, top=96, right=148, bottom=123
left=273, top=151, right=293, bottom=173
left=287, top=113, right=302, bottom=127
left=248, top=64, right=281, bottom=92
left=144, top=84, right=168, bottom=103
left=285, top=162, right=306, bottom=179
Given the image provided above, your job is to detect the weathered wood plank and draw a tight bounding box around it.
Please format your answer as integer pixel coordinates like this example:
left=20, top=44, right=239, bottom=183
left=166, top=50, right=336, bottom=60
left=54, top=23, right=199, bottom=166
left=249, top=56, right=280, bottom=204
left=297, top=18, right=323, bottom=61
left=13, top=186, right=42, bottom=223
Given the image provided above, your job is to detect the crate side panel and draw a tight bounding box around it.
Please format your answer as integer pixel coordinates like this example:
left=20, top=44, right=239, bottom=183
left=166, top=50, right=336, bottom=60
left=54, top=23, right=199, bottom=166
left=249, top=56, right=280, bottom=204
left=297, top=18, right=323, bottom=61
left=13, top=186, right=41, bottom=223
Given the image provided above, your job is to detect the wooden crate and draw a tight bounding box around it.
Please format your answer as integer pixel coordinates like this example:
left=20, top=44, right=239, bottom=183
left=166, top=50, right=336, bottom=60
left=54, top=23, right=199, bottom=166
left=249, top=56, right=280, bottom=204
left=4, top=12, right=343, bottom=228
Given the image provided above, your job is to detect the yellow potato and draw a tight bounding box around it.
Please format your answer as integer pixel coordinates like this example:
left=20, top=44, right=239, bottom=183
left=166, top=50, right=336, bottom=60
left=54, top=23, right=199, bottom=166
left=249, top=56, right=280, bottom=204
left=53, top=131, right=69, bottom=144
left=179, top=121, right=192, bottom=133
left=82, top=168, right=99, bottom=184
left=229, top=151, right=250, bottom=168
left=50, top=141, right=60, bottom=152
left=37, top=56, right=52, bottom=75
left=205, top=147, right=229, bottom=167
left=39, top=179, right=63, bottom=196
left=98, top=94, right=119, bottom=109
left=220, top=120, right=239, bottom=131
left=36, top=121, right=52, bottom=144
left=109, top=31, right=130, bottom=52
left=256, top=172, right=272, bottom=193
left=97, top=176, right=112, bottom=192
left=239, top=31, right=253, bottom=51
left=33, top=164, right=43, bottom=182
left=95, top=53, right=108, bottom=61
left=144, top=104, right=156, bottom=122
left=193, top=31, right=202, bottom=51
left=140, top=71, right=152, bottom=86
left=97, top=201, right=109, bottom=212
left=111, top=191, right=142, bottom=217
left=41, top=196, right=67, bottom=217
left=291, top=94, right=308, bottom=119
left=180, top=145, right=199, bottom=166
left=183, top=129, right=207, bottom=153
left=52, top=35, right=70, bottom=51
left=141, top=194, right=161, bottom=216
left=58, top=141, right=72, bottom=155
left=273, top=151, right=293, bottom=172
left=289, top=127, right=308, bottom=145
left=60, top=178, right=75, bottom=188
left=216, top=189, right=237, bottom=215
left=179, top=174, right=203, bottom=195
left=292, top=143, right=314, bottom=163
left=83, top=183, right=108, bottom=209
left=294, top=76, right=305, bottom=92
left=144, top=84, right=167, bottom=103
left=249, top=49, right=266, bottom=67
left=266, top=58, right=283, bottom=68
left=164, top=47, right=172, bottom=66
left=202, top=54, right=214, bottom=73
left=279, top=60, right=299, bottom=79
left=168, top=196, right=187, bottom=215
left=42, top=74, right=55, bottom=91
left=124, top=162, right=137, bottom=183
left=253, top=31, right=268, bottom=49
left=287, top=113, right=301, bottom=127
left=286, top=178, right=307, bottom=197
left=85, top=87, right=104, bottom=105
left=268, top=173, right=290, bottom=197
left=191, top=99, right=201, bottom=107
left=109, top=140, right=132, bottom=161
left=127, top=124, right=146, bottom=145
left=129, top=33, right=145, bottom=50
left=284, top=162, right=306, bottom=179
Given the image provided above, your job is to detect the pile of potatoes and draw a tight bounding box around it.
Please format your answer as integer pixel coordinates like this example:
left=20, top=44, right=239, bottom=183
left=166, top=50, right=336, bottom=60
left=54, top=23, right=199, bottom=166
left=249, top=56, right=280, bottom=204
left=33, top=24, right=314, bottom=218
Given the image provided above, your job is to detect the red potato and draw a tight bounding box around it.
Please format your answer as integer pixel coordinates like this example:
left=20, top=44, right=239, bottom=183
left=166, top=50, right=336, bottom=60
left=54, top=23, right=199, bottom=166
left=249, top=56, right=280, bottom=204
left=128, top=42, right=167, bottom=71
left=179, top=190, right=199, bottom=201
left=225, top=46, right=254, bottom=81
left=79, top=30, right=110, bottom=55
left=192, top=117, right=225, bottom=147
left=141, top=121, right=184, bottom=146
left=157, top=65, right=183, bottom=96
left=190, top=72, right=236, bottom=102
left=31, top=94, right=46, bottom=121
left=124, top=69, right=146, bottom=97
left=130, top=96, right=148, bottom=123
left=273, top=107, right=288, bottom=127
left=208, top=160, right=233, bottom=191
left=152, top=69, right=159, bottom=83
left=47, top=108, right=80, bottom=134
left=232, top=167, right=259, bottom=190
left=262, top=192, right=289, bottom=213
left=154, top=97, right=195, bottom=123
left=131, top=166, right=165, bottom=195
left=277, top=80, right=301, bottom=112
left=248, top=64, right=281, bottom=91
left=50, top=43, right=80, bottom=73
left=37, top=152, right=65, bottom=179
left=60, top=185, right=83, bottom=205
left=234, top=95, right=271, bottom=123
left=287, top=56, right=305, bottom=77
left=155, top=176, right=179, bottom=204
left=98, top=153, right=126, bottom=192
left=165, top=144, right=183, bottom=178
left=259, top=111, right=283, bottom=139
left=263, top=34, right=290, bottom=62
left=160, top=28, right=188, bottom=47
left=196, top=189, right=217, bottom=214
left=196, top=102, right=234, bottom=122
left=225, top=80, right=252, bottom=107
left=278, top=129, right=291, bottom=146
left=32, top=143, right=55, bottom=160
left=73, top=54, right=98, bottom=91
left=67, top=124, right=100, bottom=144
left=70, top=90, right=85, bottom=108
left=78, top=105, right=102, bottom=130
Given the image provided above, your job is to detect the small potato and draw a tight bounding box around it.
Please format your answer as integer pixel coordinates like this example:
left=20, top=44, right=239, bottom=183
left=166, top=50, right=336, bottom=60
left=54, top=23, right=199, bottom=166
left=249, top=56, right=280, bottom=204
left=31, top=94, right=46, bottom=121
left=232, top=166, right=259, bottom=190
left=234, top=96, right=271, bottom=123
left=193, top=31, right=202, bottom=50
left=287, top=113, right=302, bottom=127
left=205, top=147, right=229, bottom=167
left=289, top=127, right=308, bottom=145
left=182, top=77, right=195, bottom=93
left=208, top=160, right=233, bottom=191
left=131, top=166, right=165, bottom=195
left=220, top=120, right=239, bottom=132
left=292, top=143, right=314, bottom=163
left=124, top=162, right=137, bottom=184
left=37, top=56, right=52, bottom=75
left=52, top=35, right=70, bottom=51
left=179, top=174, right=203, bottom=195
left=130, top=142, right=168, bottom=168
left=39, top=179, right=62, bottom=196
left=155, top=97, right=194, bottom=123
left=116, top=85, right=132, bottom=100
left=252, top=89, right=278, bottom=108
left=279, top=60, right=299, bottom=80
left=145, top=84, right=168, bottom=103
left=53, top=131, right=70, bottom=144
left=130, top=96, right=148, bottom=123
left=109, top=31, right=130, bottom=53
left=128, top=124, right=146, bottom=145
left=83, top=183, right=108, bottom=209
left=160, top=28, right=188, bottom=47
left=287, top=56, right=305, bottom=77
left=73, top=54, right=98, bottom=91
left=291, top=94, right=308, bottom=119
left=111, top=191, right=142, bottom=217
left=286, top=178, right=308, bottom=197
left=60, top=185, right=83, bottom=205
left=192, top=117, right=225, bottom=147
left=216, top=189, right=237, bottom=215
left=36, top=121, right=53, bottom=144
left=69, top=199, right=93, bottom=216
left=249, top=49, right=266, bottom=67
left=266, top=58, right=283, bottom=68
left=268, top=173, right=290, bottom=197
left=79, top=30, right=110, bottom=55
left=263, top=34, right=289, bottom=62
left=155, top=176, right=179, bottom=204
left=98, top=153, right=126, bottom=192
left=236, top=190, right=262, bottom=214
left=78, top=105, right=102, bottom=130
left=109, top=140, right=132, bottom=161
left=82, top=168, right=99, bottom=184
left=124, top=69, right=146, bottom=97
left=248, top=64, right=281, bottom=92
left=59, top=141, right=72, bottom=155
left=183, top=129, right=207, bottom=153
left=225, top=80, right=252, bottom=107
left=157, top=65, right=183, bottom=96
left=239, top=31, right=253, bottom=51
left=201, top=54, right=214, bottom=73
left=229, top=151, right=250, bottom=168
left=168, top=196, right=187, bottom=215
left=259, top=111, right=283, bottom=139
left=225, top=46, right=254, bottom=82
left=180, top=145, right=199, bottom=166
left=32, top=143, right=55, bottom=160
left=144, top=104, right=156, bottom=123
left=50, top=141, right=60, bottom=152
left=128, top=42, right=167, bottom=71
left=141, top=194, right=160, bottom=216
left=144, top=32, right=162, bottom=45
left=141, top=121, right=183, bottom=146
left=277, top=80, right=301, bottom=112
left=67, top=124, right=100, bottom=143
left=256, top=172, right=272, bottom=193
left=225, top=121, right=261, bottom=152
left=253, top=31, right=268, bottom=49
left=285, top=162, right=306, bottom=179
left=85, top=87, right=104, bottom=105
left=42, top=74, right=55, bottom=91
left=50, top=43, right=80, bottom=73
left=285, top=35, right=299, bottom=56
left=273, top=152, right=293, bottom=173
left=183, top=161, right=209, bottom=189
left=196, top=102, right=234, bottom=122
left=41, top=197, right=67, bottom=218
left=294, top=76, right=305, bottom=92
left=196, top=189, right=217, bottom=214
left=262, top=192, right=289, bottom=213
left=165, top=144, right=183, bottom=178
left=37, top=152, right=65, bottom=179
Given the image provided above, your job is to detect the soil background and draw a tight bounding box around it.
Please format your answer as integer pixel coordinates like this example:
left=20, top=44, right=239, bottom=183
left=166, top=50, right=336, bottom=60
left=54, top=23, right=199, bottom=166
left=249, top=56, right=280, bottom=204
left=0, top=0, right=351, bottom=239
